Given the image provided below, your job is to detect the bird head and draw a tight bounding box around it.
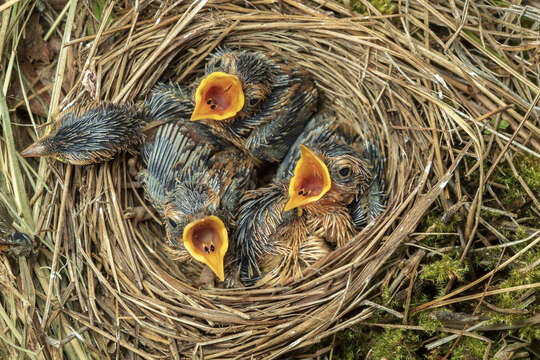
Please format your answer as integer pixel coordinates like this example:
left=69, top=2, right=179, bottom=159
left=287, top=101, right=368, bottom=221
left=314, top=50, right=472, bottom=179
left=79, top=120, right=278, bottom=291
left=182, top=215, right=228, bottom=281
left=191, top=50, right=272, bottom=122
left=284, top=143, right=372, bottom=211
left=20, top=105, right=139, bottom=165
left=285, top=145, right=331, bottom=211
left=21, top=136, right=67, bottom=163
left=165, top=214, right=228, bottom=281
left=163, top=182, right=228, bottom=281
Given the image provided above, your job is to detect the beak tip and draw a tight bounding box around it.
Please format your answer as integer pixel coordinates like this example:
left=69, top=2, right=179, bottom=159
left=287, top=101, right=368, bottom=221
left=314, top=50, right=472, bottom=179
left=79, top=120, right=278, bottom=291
left=212, top=265, right=225, bottom=282
left=20, top=144, right=42, bottom=158
left=213, top=260, right=225, bottom=282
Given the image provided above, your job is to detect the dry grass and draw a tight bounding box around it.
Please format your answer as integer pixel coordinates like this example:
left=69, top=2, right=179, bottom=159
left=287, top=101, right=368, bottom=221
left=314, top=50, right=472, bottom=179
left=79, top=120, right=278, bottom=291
left=1, top=0, right=538, bottom=359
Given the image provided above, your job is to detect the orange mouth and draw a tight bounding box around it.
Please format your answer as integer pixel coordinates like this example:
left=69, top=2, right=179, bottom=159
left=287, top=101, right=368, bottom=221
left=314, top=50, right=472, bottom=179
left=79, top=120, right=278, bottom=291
left=284, top=145, right=332, bottom=211
left=182, top=215, right=228, bottom=281
left=191, top=72, right=244, bottom=121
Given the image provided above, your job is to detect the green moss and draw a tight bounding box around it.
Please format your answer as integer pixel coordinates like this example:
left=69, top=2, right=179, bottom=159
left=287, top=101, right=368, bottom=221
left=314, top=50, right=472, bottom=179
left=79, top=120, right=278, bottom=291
left=450, top=337, right=488, bottom=360
left=419, top=213, right=461, bottom=247
left=521, top=16, right=540, bottom=31
left=517, top=155, right=540, bottom=194
left=417, top=311, right=444, bottom=335
left=496, top=155, right=540, bottom=212
left=307, top=326, right=378, bottom=360
left=486, top=310, right=539, bottom=344
left=420, top=255, right=468, bottom=288
left=410, top=292, right=430, bottom=309
left=381, top=286, right=393, bottom=305
left=496, top=167, right=523, bottom=206
left=472, top=248, right=502, bottom=270
left=381, top=286, right=404, bottom=309
left=425, top=348, right=446, bottom=360
left=371, top=328, right=420, bottom=360
left=487, top=312, right=523, bottom=326
left=496, top=249, right=540, bottom=308
left=499, top=226, right=531, bottom=248
left=518, top=323, right=540, bottom=343
left=515, top=226, right=529, bottom=241
left=343, top=0, right=396, bottom=15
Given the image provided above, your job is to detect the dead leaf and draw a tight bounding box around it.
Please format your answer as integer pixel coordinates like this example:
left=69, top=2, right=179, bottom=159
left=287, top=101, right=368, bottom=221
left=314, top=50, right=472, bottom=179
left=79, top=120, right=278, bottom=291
left=19, top=14, right=51, bottom=64
left=50, top=0, right=69, bottom=11
left=9, top=63, right=53, bottom=117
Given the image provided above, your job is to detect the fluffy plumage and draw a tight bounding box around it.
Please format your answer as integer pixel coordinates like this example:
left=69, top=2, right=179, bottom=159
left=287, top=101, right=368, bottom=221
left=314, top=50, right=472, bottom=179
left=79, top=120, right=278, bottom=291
left=21, top=104, right=146, bottom=165
left=348, top=142, right=386, bottom=229
left=190, top=48, right=319, bottom=163
left=139, top=121, right=254, bottom=281
left=141, top=83, right=194, bottom=124
left=277, top=110, right=387, bottom=230
left=235, top=140, right=372, bottom=286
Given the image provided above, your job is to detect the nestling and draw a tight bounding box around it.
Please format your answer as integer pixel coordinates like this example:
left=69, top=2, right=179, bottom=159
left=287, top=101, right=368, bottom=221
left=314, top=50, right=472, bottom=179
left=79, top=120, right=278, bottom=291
left=139, top=122, right=254, bottom=282
left=189, top=48, right=319, bottom=163
left=277, top=110, right=387, bottom=230
left=21, top=104, right=145, bottom=165
left=235, top=140, right=372, bottom=286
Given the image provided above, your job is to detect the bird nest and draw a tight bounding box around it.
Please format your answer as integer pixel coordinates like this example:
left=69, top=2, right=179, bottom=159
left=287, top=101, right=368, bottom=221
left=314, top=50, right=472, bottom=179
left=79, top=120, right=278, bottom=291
left=3, top=0, right=539, bottom=359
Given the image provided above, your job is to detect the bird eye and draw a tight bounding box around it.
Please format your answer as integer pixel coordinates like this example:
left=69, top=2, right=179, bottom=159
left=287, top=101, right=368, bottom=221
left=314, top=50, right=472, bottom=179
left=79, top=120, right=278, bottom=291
left=210, top=244, right=215, bottom=252
left=214, top=59, right=222, bottom=68
left=168, top=219, right=177, bottom=228
left=249, top=98, right=259, bottom=106
left=339, top=166, right=351, bottom=178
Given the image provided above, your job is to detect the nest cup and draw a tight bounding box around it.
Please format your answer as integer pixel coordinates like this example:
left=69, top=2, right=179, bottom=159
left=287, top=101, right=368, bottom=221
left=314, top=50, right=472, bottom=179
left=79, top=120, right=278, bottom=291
left=27, top=1, right=484, bottom=358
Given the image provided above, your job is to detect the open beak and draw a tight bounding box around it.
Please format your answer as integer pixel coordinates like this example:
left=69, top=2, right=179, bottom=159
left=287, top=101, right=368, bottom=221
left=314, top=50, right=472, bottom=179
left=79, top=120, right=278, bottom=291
left=191, top=72, right=244, bottom=121
left=182, top=215, right=228, bottom=281
left=20, top=140, right=48, bottom=158
left=284, top=145, right=332, bottom=211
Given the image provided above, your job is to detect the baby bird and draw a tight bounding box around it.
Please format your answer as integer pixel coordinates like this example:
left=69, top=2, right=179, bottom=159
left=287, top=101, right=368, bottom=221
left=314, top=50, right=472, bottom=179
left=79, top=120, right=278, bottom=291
left=277, top=110, right=387, bottom=230
left=189, top=48, right=319, bottom=163
left=0, top=202, right=35, bottom=258
left=21, top=104, right=145, bottom=165
left=235, top=141, right=372, bottom=286
left=139, top=121, right=254, bottom=282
